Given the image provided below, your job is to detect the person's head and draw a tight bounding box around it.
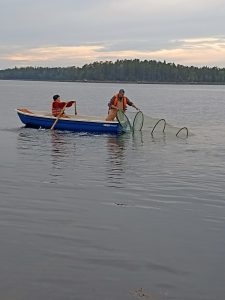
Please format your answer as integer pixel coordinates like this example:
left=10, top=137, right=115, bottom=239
left=53, top=94, right=60, bottom=101
left=118, top=89, right=125, bottom=99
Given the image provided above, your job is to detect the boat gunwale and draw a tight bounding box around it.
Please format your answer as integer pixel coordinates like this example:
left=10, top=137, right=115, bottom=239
left=16, top=109, right=119, bottom=125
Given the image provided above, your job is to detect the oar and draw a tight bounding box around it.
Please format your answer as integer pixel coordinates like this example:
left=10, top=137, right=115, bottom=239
left=50, top=103, right=67, bottom=130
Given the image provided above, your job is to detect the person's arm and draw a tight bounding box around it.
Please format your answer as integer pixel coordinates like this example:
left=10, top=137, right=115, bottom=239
left=126, top=98, right=139, bottom=110
left=66, top=101, right=75, bottom=107
left=108, top=96, right=118, bottom=110
left=55, top=101, right=67, bottom=109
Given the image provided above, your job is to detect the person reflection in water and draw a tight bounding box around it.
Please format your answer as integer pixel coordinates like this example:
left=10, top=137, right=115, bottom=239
left=105, top=89, right=139, bottom=121
left=106, top=135, right=128, bottom=187
left=50, top=132, right=68, bottom=170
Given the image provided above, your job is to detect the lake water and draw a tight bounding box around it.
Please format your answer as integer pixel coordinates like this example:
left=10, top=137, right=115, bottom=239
left=0, top=80, right=225, bottom=300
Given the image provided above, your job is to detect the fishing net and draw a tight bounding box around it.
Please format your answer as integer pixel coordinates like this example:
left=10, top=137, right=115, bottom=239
left=142, top=114, right=190, bottom=137
left=118, top=110, right=190, bottom=137
left=133, top=111, right=144, bottom=131
left=116, top=110, right=132, bottom=132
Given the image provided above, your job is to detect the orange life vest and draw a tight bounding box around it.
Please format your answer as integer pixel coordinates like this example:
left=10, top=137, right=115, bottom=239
left=113, top=94, right=127, bottom=111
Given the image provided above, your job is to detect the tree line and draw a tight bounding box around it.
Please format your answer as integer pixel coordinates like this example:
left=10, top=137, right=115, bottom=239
left=0, top=59, right=225, bottom=83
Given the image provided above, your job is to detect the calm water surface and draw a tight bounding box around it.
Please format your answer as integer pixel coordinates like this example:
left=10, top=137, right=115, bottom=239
left=0, top=80, right=225, bottom=300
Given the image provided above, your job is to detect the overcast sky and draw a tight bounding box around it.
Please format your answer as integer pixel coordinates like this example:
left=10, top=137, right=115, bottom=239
left=0, top=0, right=225, bottom=69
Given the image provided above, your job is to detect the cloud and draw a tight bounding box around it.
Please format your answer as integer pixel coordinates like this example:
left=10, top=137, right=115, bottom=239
left=1, top=37, right=225, bottom=68
left=3, top=45, right=104, bottom=65
left=0, top=0, right=225, bottom=68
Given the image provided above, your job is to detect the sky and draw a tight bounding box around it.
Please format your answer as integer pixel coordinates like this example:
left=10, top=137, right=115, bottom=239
left=0, top=0, right=225, bottom=69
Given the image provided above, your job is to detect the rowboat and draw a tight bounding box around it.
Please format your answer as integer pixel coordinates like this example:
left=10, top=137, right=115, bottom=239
left=16, top=108, right=122, bottom=134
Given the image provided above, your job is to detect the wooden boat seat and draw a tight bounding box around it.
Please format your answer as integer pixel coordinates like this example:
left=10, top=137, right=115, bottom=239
left=18, top=108, right=34, bottom=114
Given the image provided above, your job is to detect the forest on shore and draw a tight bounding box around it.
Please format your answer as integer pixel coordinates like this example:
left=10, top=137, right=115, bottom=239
left=0, top=59, right=225, bottom=84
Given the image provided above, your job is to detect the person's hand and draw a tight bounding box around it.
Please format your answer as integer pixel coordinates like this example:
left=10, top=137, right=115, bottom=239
left=67, top=100, right=76, bottom=106
left=112, top=106, right=119, bottom=111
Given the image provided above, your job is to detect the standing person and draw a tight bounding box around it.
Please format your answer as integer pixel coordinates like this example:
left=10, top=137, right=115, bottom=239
left=52, top=95, right=76, bottom=117
left=105, top=89, right=139, bottom=121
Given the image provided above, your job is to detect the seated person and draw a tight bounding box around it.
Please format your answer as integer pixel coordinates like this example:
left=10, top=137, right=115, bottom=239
left=52, top=94, right=75, bottom=117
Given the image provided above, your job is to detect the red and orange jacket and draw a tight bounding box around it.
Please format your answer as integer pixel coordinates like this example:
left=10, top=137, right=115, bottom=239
left=52, top=100, right=74, bottom=116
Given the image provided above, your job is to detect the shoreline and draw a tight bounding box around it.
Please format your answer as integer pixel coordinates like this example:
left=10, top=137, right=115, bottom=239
left=0, top=78, right=225, bottom=85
